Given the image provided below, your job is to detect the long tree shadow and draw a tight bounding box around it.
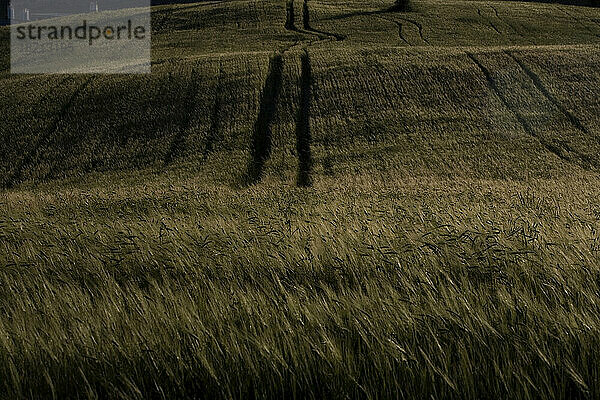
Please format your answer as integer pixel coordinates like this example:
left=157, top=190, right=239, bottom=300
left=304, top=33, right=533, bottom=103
left=285, top=0, right=296, bottom=30
left=244, top=53, right=284, bottom=185
left=164, top=66, right=202, bottom=165
left=203, top=60, right=224, bottom=160
left=296, top=50, right=313, bottom=187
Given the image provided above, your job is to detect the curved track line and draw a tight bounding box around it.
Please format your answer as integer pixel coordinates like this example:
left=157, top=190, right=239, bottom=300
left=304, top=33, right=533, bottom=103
left=505, top=50, right=598, bottom=169
left=560, top=7, right=600, bottom=39
left=396, top=16, right=429, bottom=45
left=466, top=52, right=581, bottom=169
left=301, top=0, right=346, bottom=41
left=477, top=8, right=502, bottom=35
left=378, top=16, right=411, bottom=45
left=5, top=77, right=94, bottom=188
left=488, top=5, right=533, bottom=44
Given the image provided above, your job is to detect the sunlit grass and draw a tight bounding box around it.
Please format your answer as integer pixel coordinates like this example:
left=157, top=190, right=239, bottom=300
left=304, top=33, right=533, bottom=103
left=2, top=173, right=600, bottom=398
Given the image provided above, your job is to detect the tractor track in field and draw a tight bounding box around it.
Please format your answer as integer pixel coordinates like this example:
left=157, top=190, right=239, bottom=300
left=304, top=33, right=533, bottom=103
left=317, top=7, right=426, bottom=45
left=488, top=5, right=532, bottom=45
left=466, top=52, right=591, bottom=170
left=301, top=0, right=346, bottom=42
left=505, top=50, right=599, bottom=169
left=491, top=5, right=500, bottom=18
left=396, top=22, right=411, bottom=45
left=395, top=16, right=429, bottom=45
left=5, top=77, right=93, bottom=188
left=505, top=50, right=592, bottom=137
left=477, top=8, right=502, bottom=35
left=377, top=16, right=411, bottom=45
left=284, top=1, right=344, bottom=45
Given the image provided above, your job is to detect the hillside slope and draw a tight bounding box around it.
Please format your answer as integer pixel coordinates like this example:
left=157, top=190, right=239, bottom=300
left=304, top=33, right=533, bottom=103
left=3, top=2, right=600, bottom=399
left=1, top=0, right=600, bottom=187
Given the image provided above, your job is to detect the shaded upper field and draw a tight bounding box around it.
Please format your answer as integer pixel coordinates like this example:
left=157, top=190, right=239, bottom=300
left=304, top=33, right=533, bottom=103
left=1, top=0, right=600, bottom=188
left=149, top=0, right=600, bottom=55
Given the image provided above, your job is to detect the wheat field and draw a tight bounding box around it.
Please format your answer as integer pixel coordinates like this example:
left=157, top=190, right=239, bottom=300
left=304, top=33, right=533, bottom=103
left=1, top=0, right=600, bottom=398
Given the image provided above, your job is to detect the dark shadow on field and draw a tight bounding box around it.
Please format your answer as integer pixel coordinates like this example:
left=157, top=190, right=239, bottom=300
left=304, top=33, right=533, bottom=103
left=296, top=50, right=313, bottom=187
left=163, top=67, right=201, bottom=165
left=285, top=0, right=296, bottom=30
left=244, top=53, right=284, bottom=185
left=303, top=0, right=310, bottom=30
left=204, top=61, right=224, bottom=160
